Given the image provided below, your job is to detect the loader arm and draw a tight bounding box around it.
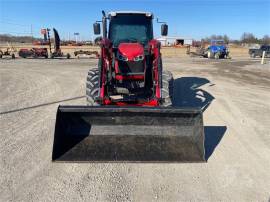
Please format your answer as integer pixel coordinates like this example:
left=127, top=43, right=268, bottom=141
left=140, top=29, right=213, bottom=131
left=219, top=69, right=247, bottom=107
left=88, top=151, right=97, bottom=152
left=148, top=39, right=162, bottom=100
left=98, top=38, right=113, bottom=103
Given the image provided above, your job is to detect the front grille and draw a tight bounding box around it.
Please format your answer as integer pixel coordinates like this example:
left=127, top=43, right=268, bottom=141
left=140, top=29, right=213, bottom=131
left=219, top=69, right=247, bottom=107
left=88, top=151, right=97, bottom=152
left=118, top=60, right=145, bottom=75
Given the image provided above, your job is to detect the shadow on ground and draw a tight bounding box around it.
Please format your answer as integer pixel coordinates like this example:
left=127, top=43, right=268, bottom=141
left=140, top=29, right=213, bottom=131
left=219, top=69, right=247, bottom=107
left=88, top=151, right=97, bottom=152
left=0, top=96, right=84, bottom=115
left=173, top=77, right=215, bottom=111
left=173, top=77, right=226, bottom=160
left=204, top=126, right=227, bottom=161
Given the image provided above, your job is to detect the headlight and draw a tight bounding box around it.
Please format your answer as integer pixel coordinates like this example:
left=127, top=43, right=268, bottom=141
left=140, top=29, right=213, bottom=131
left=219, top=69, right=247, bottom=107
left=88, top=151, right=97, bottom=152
left=117, top=53, right=128, bottom=61
left=134, top=55, right=144, bottom=61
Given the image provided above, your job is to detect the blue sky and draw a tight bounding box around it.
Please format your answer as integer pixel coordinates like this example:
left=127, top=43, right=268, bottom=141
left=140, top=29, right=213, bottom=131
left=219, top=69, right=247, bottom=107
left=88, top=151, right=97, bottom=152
left=0, top=0, right=269, bottom=40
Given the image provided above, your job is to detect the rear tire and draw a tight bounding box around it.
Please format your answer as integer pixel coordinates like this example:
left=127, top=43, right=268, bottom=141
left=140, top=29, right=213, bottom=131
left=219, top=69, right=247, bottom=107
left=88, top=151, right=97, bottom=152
left=214, top=52, right=220, bottom=59
left=86, top=68, right=100, bottom=106
left=207, top=51, right=214, bottom=59
left=161, top=70, right=173, bottom=107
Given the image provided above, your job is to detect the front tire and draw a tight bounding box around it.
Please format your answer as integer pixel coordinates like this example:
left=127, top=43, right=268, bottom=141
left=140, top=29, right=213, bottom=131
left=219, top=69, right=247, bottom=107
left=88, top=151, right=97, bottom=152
left=214, top=52, right=220, bottom=59
left=86, top=68, right=100, bottom=106
left=207, top=51, right=214, bottom=59
left=161, top=70, right=173, bottom=107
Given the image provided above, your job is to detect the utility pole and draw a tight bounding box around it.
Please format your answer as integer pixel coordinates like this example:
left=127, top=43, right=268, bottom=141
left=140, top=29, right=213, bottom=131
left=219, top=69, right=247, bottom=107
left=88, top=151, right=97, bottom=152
left=47, top=28, right=52, bottom=54
left=74, top=32, right=79, bottom=43
left=30, top=24, right=33, bottom=42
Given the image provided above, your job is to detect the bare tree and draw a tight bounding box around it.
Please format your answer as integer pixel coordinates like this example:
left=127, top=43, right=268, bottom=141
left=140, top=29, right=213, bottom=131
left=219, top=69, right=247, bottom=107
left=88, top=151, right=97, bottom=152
left=202, top=34, right=229, bottom=44
left=223, top=35, right=229, bottom=44
left=261, top=35, right=270, bottom=44
left=0, top=34, right=41, bottom=43
left=241, top=32, right=257, bottom=44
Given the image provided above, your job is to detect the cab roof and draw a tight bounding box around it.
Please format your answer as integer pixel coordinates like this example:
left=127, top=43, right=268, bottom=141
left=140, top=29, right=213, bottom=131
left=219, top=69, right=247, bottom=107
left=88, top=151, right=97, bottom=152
left=108, top=11, right=153, bottom=18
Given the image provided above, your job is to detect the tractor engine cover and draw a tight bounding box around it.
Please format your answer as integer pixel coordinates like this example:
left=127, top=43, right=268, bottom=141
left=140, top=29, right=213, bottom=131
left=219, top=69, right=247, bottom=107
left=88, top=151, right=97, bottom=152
left=116, top=43, right=145, bottom=79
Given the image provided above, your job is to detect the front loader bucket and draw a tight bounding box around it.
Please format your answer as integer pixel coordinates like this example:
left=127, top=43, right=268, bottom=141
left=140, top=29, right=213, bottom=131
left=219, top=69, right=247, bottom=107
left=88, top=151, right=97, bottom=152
left=52, top=106, right=205, bottom=162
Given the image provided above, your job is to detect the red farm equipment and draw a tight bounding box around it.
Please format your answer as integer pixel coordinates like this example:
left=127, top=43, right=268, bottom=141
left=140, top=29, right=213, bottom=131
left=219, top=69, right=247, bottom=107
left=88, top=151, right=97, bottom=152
left=18, top=48, right=48, bottom=58
left=18, top=28, right=70, bottom=59
left=52, top=11, right=205, bottom=162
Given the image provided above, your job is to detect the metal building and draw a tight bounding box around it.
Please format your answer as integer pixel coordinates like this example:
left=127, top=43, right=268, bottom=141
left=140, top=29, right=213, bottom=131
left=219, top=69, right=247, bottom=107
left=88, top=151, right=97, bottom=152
left=157, top=36, right=193, bottom=46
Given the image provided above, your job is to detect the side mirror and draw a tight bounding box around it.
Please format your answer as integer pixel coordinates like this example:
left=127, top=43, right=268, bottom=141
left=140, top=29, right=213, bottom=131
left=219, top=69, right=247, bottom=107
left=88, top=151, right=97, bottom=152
left=161, top=24, right=168, bottom=36
left=93, top=23, right=101, bottom=35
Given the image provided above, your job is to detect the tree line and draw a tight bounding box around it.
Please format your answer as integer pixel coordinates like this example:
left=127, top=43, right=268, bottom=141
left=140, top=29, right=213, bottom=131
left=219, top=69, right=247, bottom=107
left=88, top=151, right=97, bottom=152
left=1, top=32, right=270, bottom=45
left=0, top=34, right=42, bottom=43
left=202, top=33, right=270, bottom=44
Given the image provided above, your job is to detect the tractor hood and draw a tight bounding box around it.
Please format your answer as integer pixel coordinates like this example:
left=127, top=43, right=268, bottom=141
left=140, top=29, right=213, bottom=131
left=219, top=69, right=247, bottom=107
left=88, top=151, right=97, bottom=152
left=118, top=43, right=144, bottom=61
left=210, top=45, right=227, bottom=52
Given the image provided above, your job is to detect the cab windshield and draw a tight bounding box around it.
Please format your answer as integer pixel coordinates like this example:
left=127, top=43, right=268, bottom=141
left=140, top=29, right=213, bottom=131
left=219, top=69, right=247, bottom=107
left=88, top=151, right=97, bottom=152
left=211, top=40, right=225, bottom=46
left=109, top=14, right=153, bottom=47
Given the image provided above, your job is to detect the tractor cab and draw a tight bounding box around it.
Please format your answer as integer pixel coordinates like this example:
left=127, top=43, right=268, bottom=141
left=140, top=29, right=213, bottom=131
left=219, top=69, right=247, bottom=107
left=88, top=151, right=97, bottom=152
left=209, top=40, right=227, bottom=51
left=211, top=39, right=225, bottom=46
left=93, top=11, right=168, bottom=104
left=108, top=12, right=153, bottom=81
left=93, top=11, right=167, bottom=80
left=108, top=11, right=153, bottom=48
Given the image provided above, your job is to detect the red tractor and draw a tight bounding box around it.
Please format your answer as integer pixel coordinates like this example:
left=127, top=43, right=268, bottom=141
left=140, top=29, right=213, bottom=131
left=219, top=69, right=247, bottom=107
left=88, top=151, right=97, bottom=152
left=52, top=11, right=205, bottom=162
left=87, top=11, right=172, bottom=107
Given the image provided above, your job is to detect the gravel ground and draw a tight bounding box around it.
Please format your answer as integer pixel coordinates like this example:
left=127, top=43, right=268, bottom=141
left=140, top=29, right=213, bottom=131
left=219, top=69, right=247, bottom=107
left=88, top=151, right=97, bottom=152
left=0, top=57, right=270, bottom=201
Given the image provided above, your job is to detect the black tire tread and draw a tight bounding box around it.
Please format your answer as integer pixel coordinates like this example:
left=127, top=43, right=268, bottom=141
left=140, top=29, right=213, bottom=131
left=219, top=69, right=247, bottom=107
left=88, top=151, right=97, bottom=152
left=161, top=70, right=173, bottom=107
left=86, top=68, right=100, bottom=105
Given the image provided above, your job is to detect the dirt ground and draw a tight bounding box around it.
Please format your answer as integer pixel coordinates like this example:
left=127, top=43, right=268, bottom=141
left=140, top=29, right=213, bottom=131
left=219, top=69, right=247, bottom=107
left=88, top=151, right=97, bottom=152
left=0, top=56, right=270, bottom=201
